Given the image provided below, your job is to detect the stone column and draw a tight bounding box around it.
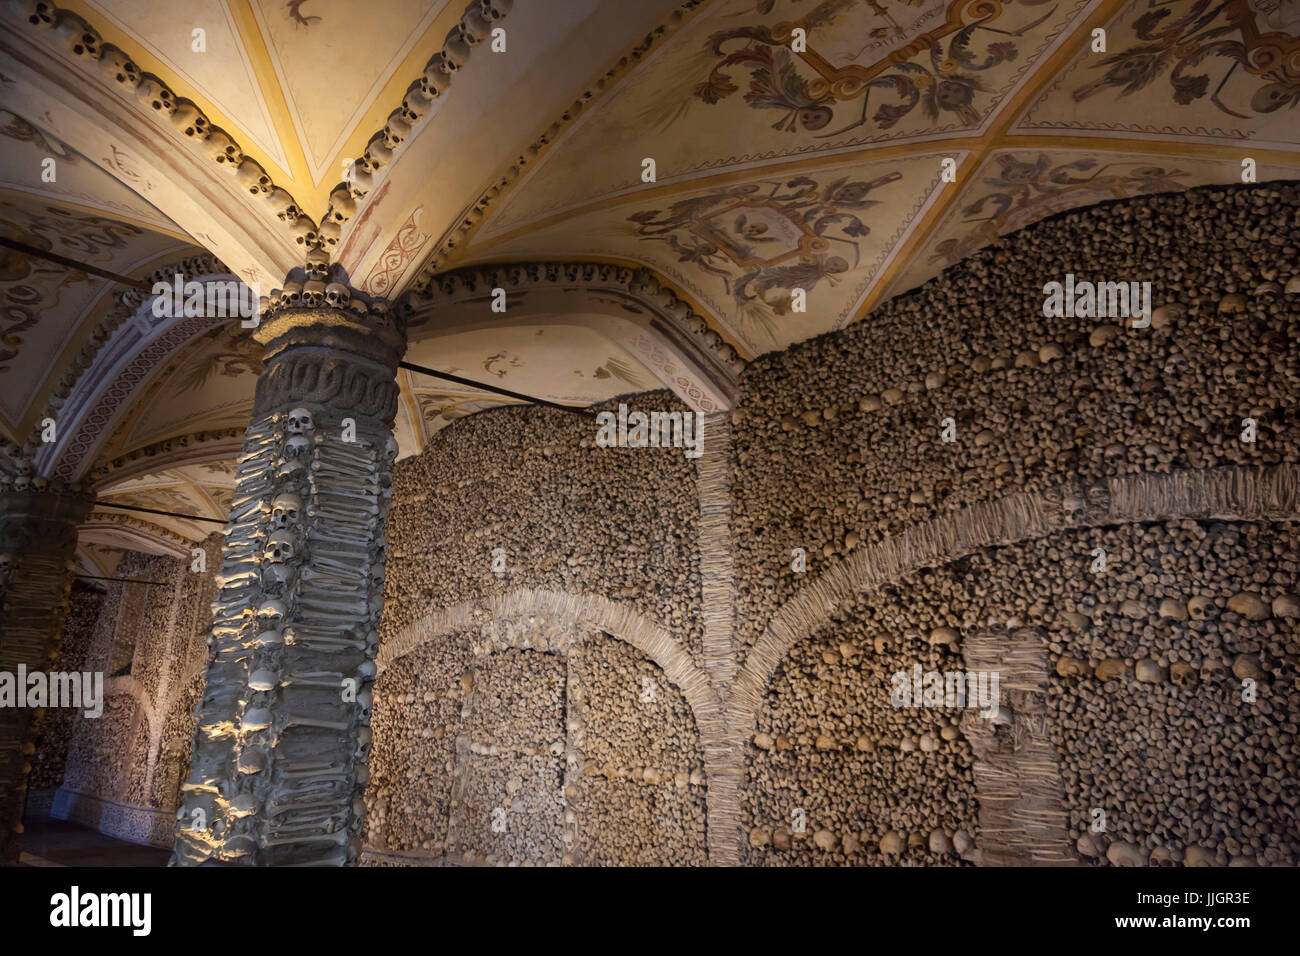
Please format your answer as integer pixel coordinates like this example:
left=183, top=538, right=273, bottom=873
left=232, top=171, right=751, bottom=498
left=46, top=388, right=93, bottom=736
left=0, top=478, right=93, bottom=865
left=173, top=293, right=405, bottom=866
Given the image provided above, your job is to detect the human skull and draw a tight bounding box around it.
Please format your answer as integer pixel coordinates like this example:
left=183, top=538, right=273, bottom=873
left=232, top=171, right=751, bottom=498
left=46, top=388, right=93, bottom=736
left=248, top=668, right=278, bottom=693
left=279, top=281, right=303, bottom=307
left=421, top=61, right=451, bottom=98
left=264, top=530, right=297, bottom=563
left=266, top=187, right=298, bottom=222
left=479, top=0, right=513, bottom=21
left=290, top=216, right=318, bottom=247
left=285, top=408, right=314, bottom=434
left=328, top=185, right=356, bottom=221
left=270, top=493, right=301, bottom=530
left=205, top=129, right=242, bottom=168
left=354, top=726, right=372, bottom=762
left=54, top=12, right=98, bottom=58
left=460, top=5, right=492, bottom=43
left=262, top=563, right=291, bottom=589
left=1170, top=661, right=1198, bottom=686
left=237, top=746, right=268, bottom=775
left=255, top=599, right=286, bottom=626
left=301, top=279, right=325, bottom=306
left=444, top=28, right=472, bottom=65
left=170, top=102, right=209, bottom=140
left=1187, top=595, right=1214, bottom=620
left=324, top=282, right=350, bottom=308
left=356, top=688, right=373, bottom=725
left=1200, top=657, right=1228, bottom=683
left=135, top=75, right=175, bottom=114
left=383, top=111, right=410, bottom=149
left=0, top=553, right=15, bottom=580
left=235, top=157, right=271, bottom=196
left=284, top=434, right=311, bottom=459
left=1149, top=846, right=1176, bottom=867
left=97, top=43, right=140, bottom=87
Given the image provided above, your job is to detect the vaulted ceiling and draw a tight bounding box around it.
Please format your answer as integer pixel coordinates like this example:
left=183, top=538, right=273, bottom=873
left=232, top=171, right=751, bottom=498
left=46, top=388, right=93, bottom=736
left=1, top=0, right=1298, bottom=562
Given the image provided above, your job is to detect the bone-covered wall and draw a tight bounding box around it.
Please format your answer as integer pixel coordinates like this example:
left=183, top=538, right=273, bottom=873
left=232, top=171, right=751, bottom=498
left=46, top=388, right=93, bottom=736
left=27, top=582, right=105, bottom=794
left=37, top=540, right=220, bottom=846
left=53, top=180, right=1300, bottom=865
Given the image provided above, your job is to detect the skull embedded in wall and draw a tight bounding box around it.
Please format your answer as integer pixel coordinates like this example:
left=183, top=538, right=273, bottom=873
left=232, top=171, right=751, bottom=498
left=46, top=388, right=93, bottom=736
left=97, top=44, right=140, bottom=87
left=255, top=599, right=286, bottom=628
left=290, top=216, right=318, bottom=247
left=205, top=129, right=242, bottom=169
left=0, top=552, right=14, bottom=584
left=279, top=281, right=303, bottom=307
left=270, top=493, right=302, bottom=530
left=421, top=62, right=451, bottom=98
left=235, top=157, right=271, bottom=196
left=324, top=282, right=350, bottom=308
left=283, top=434, right=311, bottom=459
left=382, top=111, right=410, bottom=149
left=444, top=27, right=472, bottom=65
left=53, top=12, right=98, bottom=58
left=479, top=0, right=514, bottom=22
left=135, top=76, right=176, bottom=114
left=328, top=185, right=356, bottom=221
left=301, top=279, right=325, bottom=306
left=285, top=407, right=315, bottom=435
left=266, top=187, right=298, bottom=222
left=1170, top=661, right=1198, bottom=687
left=354, top=727, right=372, bottom=762
left=264, top=530, right=297, bottom=564
left=356, top=689, right=373, bottom=725
left=170, top=103, right=209, bottom=140
left=1200, top=657, right=1228, bottom=683
left=460, top=5, right=492, bottom=44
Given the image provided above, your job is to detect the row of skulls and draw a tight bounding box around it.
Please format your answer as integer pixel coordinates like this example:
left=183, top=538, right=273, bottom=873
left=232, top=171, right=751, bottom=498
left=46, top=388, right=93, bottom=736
left=265, top=408, right=314, bottom=566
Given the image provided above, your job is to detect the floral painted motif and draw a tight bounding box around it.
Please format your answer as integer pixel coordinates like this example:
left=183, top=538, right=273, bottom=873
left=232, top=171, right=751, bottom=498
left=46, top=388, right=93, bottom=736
left=1073, top=0, right=1300, bottom=117
left=930, top=154, right=1191, bottom=266
left=629, top=172, right=901, bottom=320
left=0, top=203, right=143, bottom=371
left=694, top=0, right=1058, bottom=136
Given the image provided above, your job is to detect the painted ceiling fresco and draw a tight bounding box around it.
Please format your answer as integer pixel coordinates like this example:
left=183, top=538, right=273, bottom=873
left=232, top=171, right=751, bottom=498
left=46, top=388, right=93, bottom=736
left=1018, top=0, right=1300, bottom=146
left=0, top=188, right=194, bottom=440
left=3, top=0, right=1298, bottom=558
left=399, top=323, right=659, bottom=452
left=96, top=460, right=239, bottom=543
left=463, top=0, right=1300, bottom=355
left=70, top=0, right=460, bottom=204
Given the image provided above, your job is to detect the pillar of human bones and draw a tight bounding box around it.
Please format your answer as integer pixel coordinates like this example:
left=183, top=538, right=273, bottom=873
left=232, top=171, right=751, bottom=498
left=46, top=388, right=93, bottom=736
left=0, top=476, right=93, bottom=865
left=172, top=276, right=405, bottom=866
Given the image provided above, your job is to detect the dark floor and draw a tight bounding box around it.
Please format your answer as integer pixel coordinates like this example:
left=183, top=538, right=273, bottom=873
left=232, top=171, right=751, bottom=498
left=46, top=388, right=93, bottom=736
left=19, top=816, right=170, bottom=866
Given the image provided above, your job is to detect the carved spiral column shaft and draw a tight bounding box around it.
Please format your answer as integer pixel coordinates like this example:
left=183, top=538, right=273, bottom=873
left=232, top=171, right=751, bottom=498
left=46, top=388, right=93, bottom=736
left=172, top=306, right=405, bottom=866
left=0, top=483, right=93, bottom=865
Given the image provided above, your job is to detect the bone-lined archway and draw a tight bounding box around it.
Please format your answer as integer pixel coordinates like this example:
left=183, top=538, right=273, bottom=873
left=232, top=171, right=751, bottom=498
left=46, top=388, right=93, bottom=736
left=369, top=588, right=716, bottom=865
left=716, top=464, right=1300, bottom=866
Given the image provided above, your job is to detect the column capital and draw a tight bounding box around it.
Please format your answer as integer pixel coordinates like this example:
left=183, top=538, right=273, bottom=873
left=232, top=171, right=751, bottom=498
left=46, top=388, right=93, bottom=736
left=253, top=306, right=406, bottom=371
